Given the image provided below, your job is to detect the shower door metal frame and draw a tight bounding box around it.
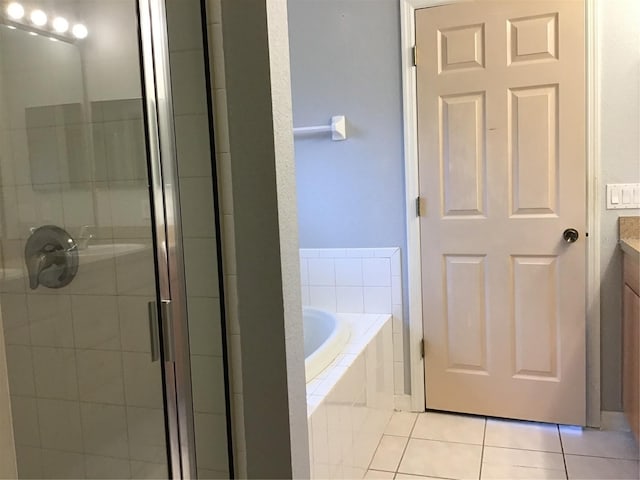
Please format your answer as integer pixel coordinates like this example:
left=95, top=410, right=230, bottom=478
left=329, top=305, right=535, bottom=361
left=138, top=0, right=198, bottom=477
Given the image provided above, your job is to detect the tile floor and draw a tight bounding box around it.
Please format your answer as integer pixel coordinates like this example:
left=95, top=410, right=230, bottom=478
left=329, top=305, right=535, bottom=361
left=365, top=411, right=640, bottom=480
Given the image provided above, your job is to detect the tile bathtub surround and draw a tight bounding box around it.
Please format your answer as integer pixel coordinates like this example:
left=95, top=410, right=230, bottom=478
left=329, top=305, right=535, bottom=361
left=366, top=411, right=640, bottom=480
left=307, top=315, right=394, bottom=479
left=306, top=313, right=392, bottom=412
left=300, top=248, right=405, bottom=395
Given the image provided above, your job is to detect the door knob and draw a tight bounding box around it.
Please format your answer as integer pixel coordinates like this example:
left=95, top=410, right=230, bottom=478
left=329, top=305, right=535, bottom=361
left=563, top=228, right=579, bottom=244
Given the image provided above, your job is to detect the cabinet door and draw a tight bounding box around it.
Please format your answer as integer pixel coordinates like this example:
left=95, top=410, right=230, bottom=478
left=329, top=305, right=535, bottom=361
left=623, top=284, right=640, bottom=441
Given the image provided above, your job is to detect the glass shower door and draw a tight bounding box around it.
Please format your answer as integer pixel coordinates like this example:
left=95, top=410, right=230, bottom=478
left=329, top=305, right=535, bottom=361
left=0, top=1, right=173, bottom=478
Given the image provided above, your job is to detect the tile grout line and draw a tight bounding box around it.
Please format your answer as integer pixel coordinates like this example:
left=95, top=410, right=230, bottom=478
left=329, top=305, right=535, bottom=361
left=365, top=414, right=396, bottom=474
left=68, top=294, right=89, bottom=478
left=393, top=413, right=418, bottom=478
left=23, top=297, right=44, bottom=476
left=478, top=417, right=487, bottom=480
left=384, top=412, right=421, bottom=478
left=558, top=424, right=569, bottom=480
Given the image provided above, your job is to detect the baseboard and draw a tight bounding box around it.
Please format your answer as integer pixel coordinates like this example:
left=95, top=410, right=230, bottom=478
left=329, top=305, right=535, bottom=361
left=394, top=394, right=414, bottom=412
left=600, top=410, right=631, bottom=432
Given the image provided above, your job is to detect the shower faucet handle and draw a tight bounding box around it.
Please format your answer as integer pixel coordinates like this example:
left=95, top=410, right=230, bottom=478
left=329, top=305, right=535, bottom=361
left=25, top=225, right=79, bottom=290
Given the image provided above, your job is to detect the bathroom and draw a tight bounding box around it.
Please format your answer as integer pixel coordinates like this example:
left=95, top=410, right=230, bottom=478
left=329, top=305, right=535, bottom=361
left=0, top=0, right=639, bottom=479
left=289, top=0, right=640, bottom=477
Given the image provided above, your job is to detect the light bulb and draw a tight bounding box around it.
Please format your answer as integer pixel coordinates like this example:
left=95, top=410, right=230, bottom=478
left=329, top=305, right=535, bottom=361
left=71, top=23, right=88, bottom=39
left=6, top=2, right=24, bottom=20
left=30, top=9, right=47, bottom=26
left=52, top=17, right=69, bottom=33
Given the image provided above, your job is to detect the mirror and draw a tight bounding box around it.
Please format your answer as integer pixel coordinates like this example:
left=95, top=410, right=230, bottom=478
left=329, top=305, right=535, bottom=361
left=1, top=26, right=145, bottom=190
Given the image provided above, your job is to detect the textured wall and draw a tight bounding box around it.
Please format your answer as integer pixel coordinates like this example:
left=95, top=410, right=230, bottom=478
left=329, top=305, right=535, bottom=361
left=220, top=0, right=309, bottom=477
left=598, top=0, right=640, bottom=412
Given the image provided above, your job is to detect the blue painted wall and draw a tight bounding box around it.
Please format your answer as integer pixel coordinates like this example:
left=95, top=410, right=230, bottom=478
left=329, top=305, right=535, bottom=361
left=288, top=0, right=406, bottom=252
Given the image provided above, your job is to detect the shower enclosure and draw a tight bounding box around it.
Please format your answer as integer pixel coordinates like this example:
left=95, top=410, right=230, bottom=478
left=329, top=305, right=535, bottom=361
left=0, top=0, right=231, bottom=478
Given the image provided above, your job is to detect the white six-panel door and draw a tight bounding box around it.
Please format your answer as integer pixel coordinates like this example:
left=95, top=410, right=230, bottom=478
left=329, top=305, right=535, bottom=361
left=417, top=0, right=586, bottom=425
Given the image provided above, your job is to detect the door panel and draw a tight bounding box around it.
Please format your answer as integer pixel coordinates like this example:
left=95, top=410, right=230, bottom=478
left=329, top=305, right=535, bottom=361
left=438, top=24, right=485, bottom=72
left=508, top=13, right=558, bottom=64
left=511, top=255, right=558, bottom=379
left=440, top=93, right=486, bottom=217
left=417, top=0, right=586, bottom=425
left=509, top=85, right=558, bottom=216
left=444, top=255, right=488, bottom=373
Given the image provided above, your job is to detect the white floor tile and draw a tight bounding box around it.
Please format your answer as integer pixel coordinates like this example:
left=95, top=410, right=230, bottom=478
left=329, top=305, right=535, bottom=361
left=395, top=474, right=443, bottom=479
left=560, top=427, right=639, bottom=460
left=385, top=412, right=418, bottom=437
left=482, top=446, right=566, bottom=479
left=369, top=435, right=408, bottom=472
left=482, top=464, right=567, bottom=480
left=483, top=446, right=566, bottom=469
left=364, top=469, right=395, bottom=479
left=565, top=455, right=639, bottom=479
left=398, top=438, right=482, bottom=479
left=485, top=419, right=562, bottom=452
left=346, top=465, right=366, bottom=479
left=411, top=411, right=485, bottom=445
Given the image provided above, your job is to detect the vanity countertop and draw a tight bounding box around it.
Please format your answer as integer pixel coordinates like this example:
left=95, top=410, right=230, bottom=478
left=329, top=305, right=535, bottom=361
left=621, top=238, right=640, bottom=259
left=620, top=216, right=640, bottom=261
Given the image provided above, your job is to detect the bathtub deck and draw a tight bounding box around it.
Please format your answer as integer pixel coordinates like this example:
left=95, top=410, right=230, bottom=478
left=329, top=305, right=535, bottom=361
left=306, top=312, right=391, bottom=416
left=306, top=312, right=394, bottom=478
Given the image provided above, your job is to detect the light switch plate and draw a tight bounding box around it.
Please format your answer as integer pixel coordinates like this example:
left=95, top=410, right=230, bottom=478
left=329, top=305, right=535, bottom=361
left=606, top=183, right=640, bottom=209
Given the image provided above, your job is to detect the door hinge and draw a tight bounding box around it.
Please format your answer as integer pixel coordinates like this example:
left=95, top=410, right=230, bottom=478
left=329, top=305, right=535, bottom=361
left=416, top=196, right=422, bottom=217
left=412, top=45, right=418, bottom=67
left=420, top=339, right=425, bottom=358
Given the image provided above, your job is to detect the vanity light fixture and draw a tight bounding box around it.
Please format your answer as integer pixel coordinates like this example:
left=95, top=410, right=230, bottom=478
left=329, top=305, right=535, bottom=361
left=71, top=23, right=87, bottom=39
left=1, top=3, right=88, bottom=42
left=29, top=9, right=46, bottom=26
left=52, top=16, right=68, bottom=33
left=6, top=2, right=23, bottom=20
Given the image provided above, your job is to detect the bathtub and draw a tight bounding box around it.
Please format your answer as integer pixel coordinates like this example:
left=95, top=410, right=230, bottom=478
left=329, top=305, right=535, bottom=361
left=304, top=308, right=350, bottom=381
left=304, top=310, right=394, bottom=479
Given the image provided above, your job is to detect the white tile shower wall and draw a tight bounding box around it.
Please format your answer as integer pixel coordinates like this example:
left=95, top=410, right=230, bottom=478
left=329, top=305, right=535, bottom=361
left=300, top=248, right=405, bottom=394
left=0, top=1, right=229, bottom=478
left=205, top=0, right=248, bottom=477
left=167, top=0, right=231, bottom=476
left=307, top=318, right=394, bottom=479
left=2, top=253, right=166, bottom=480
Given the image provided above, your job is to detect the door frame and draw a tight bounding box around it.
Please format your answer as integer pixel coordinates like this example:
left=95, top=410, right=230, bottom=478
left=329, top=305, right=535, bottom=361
left=139, top=0, right=199, bottom=475
left=399, top=0, right=601, bottom=427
